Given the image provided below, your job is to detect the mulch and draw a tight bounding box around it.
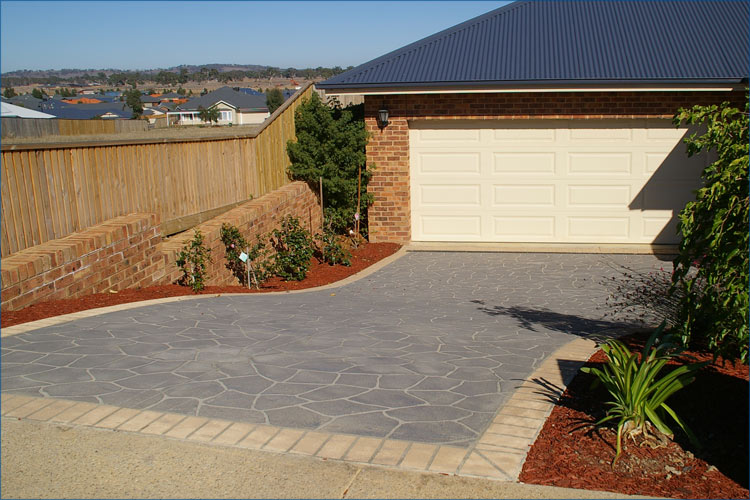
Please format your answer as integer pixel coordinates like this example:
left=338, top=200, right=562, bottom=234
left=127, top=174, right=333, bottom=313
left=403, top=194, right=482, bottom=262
left=519, top=331, right=749, bottom=499
left=1, top=242, right=401, bottom=328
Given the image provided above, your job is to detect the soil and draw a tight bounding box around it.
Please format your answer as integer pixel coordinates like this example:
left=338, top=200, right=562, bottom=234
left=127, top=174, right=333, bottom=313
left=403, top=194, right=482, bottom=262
left=1, top=242, right=400, bottom=328
left=520, top=331, right=749, bottom=499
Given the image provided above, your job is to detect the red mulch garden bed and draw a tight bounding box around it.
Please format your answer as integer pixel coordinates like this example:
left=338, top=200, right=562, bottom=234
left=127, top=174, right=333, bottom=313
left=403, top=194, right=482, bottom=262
left=1, top=242, right=401, bottom=328
left=520, top=331, right=749, bottom=499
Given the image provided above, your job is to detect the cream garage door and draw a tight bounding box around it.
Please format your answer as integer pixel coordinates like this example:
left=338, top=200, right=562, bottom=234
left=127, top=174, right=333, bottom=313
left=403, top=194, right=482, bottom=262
left=410, top=119, right=705, bottom=244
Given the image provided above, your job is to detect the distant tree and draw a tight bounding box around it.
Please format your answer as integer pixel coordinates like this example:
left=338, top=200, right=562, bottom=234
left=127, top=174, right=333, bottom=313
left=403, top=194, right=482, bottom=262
left=201, top=87, right=208, bottom=96
left=266, top=88, right=284, bottom=113
left=176, top=86, right=186, bottom=96
left=188, top=90, right=193, bottom=96
left=146, top=88, right=155, bottom=95
left=31, top=88, right=46, bottom=99
left=124, top=88, right=143, bottom=119
left=3, top=87, right=17, bottom=98
left=198, top=105, right=220, bottom=125
left=178, top=68, right=189, bottom=84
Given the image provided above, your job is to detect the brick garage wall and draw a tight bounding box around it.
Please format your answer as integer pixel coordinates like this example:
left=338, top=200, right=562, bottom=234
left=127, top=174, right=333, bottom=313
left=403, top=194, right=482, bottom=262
left=161, top=181, right=322, bottom=286
left=364, top=90, right=748, bottom=243
left=1, top=213, right=162, bottom=311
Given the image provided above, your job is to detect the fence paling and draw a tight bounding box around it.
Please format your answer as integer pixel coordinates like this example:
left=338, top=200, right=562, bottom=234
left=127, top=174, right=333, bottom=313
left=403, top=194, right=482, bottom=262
left=0, top=84, right=314, bottom=257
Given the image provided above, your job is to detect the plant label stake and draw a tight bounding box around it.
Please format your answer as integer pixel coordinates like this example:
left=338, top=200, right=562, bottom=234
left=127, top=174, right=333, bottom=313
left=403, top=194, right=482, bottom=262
left=239, top=250, right=250, bottom=289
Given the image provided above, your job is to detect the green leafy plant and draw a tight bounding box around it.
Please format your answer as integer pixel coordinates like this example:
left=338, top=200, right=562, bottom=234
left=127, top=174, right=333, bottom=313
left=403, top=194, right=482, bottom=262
left=315, top=220, right=351, bottom=266
left=286, top=92, right=372, bottom=235
left=670, top=101, right=749, bottom=363
left=268, top=215, right=314, bottom=281
left=219, top=223, right=268, bottom=289
left=175, top=229, right=211, bottom=292
left=581, top=324, right=708, bottom=466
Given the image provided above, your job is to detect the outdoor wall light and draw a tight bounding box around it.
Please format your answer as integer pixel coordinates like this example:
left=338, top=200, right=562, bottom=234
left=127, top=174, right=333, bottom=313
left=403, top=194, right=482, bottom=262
left=377, top=108, right=389, bottom=128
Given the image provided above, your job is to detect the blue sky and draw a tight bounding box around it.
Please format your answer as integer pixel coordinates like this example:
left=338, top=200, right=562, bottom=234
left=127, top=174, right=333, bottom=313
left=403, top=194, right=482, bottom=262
left=0, top=1, right=509, bottom=73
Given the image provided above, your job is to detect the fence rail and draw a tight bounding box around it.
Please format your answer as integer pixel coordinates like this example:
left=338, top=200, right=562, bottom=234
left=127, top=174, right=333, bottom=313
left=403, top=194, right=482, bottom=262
left=0, top=84, right=314, bottom=257
left=1, top=118, right=148, bottom=139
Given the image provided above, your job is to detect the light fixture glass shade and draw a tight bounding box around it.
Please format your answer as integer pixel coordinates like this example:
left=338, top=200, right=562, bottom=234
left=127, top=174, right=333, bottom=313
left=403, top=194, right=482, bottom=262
left=377, top=108, right=389, bottom=127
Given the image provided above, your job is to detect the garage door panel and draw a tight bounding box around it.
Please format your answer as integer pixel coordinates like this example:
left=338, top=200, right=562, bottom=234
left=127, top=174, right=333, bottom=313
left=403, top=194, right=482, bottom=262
left=416, top=152, right=481, bottom=174
left=419, top=215, right=482, bottom=239
left=410, top=119, right=702, bottom=244
left=493, top=185, right=555, bottom=206
left=419, top=184, right=481, bottom=207
left=568, top=153, right=632, bottom=175
left=493, top=153, right=556, bottom=174
left=493, top=216, right=556, bottom=239
left=569, top=127, right=632, bottom=142
left=492, top=128, right=556, bottom=143
left=567, top=217, right=630, bottom=239
left=414, top=128, right=481, bottom=143
left=567, top=185, right=632, bottom=208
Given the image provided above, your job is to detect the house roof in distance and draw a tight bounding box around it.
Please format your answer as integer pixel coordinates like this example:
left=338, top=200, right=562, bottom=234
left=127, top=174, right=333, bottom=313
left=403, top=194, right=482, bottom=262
left=177, top=86, right=268, bottom=112
left=318, top=0, right=749, bottom=91
left=1, top=101, right=56, bottom=118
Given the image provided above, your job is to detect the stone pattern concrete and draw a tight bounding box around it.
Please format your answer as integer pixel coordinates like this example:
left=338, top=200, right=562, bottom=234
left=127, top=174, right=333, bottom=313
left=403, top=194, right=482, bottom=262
left=1, top=252, right=664, bottom=449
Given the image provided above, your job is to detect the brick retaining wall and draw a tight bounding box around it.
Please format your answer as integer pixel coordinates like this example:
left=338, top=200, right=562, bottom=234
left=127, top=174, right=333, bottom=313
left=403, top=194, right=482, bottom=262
left=161, top=181, right=322, bottom=286
left=1, top=181, right=322, bottom=311
left=1, top=214, right=162, bottom=311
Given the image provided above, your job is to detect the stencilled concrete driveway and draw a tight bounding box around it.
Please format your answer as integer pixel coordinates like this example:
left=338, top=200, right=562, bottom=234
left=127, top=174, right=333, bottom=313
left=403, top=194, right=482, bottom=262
left=1, top=251, right=665, bottom=449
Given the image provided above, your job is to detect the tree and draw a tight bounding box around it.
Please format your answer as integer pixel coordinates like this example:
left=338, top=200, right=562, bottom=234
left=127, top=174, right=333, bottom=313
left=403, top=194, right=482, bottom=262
left=197, top=105, right=220, bottom=125
left=670, top=101, right=749, bottom=362
left=265, top=88, right=284, bottom=113
left=31, top=88, right=46, bottom=99
left=286, top=92, right=371, bottom=234
left=3, top=87, right=17, bottom=98
left=124, top=88, right=144, bottom=119
left=176, top=86, right=186, bottom=96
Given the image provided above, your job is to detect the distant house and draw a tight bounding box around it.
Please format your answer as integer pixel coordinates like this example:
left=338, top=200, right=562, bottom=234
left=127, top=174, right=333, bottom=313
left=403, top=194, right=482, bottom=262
left=6, top=94, right=44, bottom=111
left=139, top=95, right=161, bottom=108
left=61, top=97, right=103, bottom=104
left=169, top=86, right=269, bottom=126
left=1, top=101, right=55, bottom=118
left=158, top=92, right=189, bottom=104
left=39, top=100, right=134, bottom=119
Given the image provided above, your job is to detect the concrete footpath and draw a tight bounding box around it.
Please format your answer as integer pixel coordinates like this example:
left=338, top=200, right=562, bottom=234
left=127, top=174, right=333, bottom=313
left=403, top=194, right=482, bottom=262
left=1, top=418, right=650, bottom=499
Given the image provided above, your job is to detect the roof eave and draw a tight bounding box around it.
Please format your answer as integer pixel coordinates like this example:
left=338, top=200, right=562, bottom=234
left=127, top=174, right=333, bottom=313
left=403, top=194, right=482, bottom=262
left=317, top=78, right=747, bottom=94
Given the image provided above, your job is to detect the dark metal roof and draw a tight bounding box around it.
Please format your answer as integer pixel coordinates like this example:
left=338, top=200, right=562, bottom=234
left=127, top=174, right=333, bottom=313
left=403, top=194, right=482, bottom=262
left=38, top=101, right=134, bottom=119
left=318, top=0, right=749, bottom=89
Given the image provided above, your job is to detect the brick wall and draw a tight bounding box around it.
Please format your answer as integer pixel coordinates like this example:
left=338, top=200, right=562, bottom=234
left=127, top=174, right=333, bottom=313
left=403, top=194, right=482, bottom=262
left=364, top=90, right=747, bottom=243
left=1, top=213, right=162, bottom=311
left=0, top=181, right=322, bottom=311
left=161, top=181, right=322, bottom=286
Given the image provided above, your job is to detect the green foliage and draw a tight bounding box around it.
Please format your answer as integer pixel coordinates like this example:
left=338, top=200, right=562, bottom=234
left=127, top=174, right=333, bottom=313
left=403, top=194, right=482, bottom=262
left=124, top=88, right=144, bottom=119
left=198, top=105, right=220, bottom=125
left=219, top=223, right=268, bottom=288
left=581, top=324, right=708, bottom=466
left=265, top=88, right=284, bottom=113
left=670, top=101, right=749, bottom=363
left=287, top=93, right=371, bottom=234
left=31, top=88, right=46, bottom=99
left=176, top=86, right=186, bottom=96
left=3, top=87, right=16, bottom=98
left=315, top=221, right=352, bottom=266
left=268, top=216, right=314, bottom=281
left=175, top=229, right=212, bottom=292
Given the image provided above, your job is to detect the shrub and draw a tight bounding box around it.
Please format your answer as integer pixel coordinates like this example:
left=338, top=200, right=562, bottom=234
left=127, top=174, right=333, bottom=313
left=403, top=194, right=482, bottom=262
left=219, top=223, right=268, bottom=288
left=286, top=92, right=372, bottom=235
left=268, top=215, right=314, bottom=281
left=175, top=229, right=211, bottom=292
left=670, top=101, right=749, bottom=363
left=315, top=220, right=351, bottom=266
left=581, top=323, right=708, bottom=466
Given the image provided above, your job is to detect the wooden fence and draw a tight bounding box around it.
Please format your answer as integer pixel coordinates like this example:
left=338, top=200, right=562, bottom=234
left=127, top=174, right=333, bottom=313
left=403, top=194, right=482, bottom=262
left=0, top=83, right=315, bottom=257
left=1, top=118, right=148, bottom=139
